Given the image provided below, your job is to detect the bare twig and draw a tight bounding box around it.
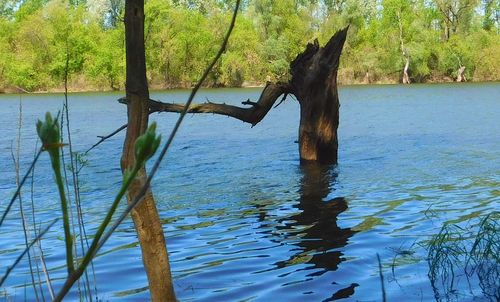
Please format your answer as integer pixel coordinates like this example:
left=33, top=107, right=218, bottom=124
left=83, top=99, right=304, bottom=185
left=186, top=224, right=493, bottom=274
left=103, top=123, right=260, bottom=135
left=62, top=47, right=95, bottom=301
left=0, top=149, right=42, bottom=228
left=84, top=124, right=127, bottom=155
left=35, top=239, right=54, bottom=300
left=1, top=105, right=61, bottom=231
left=15, top=86, right=30, bottom=93
left=12, top=101, right=41, bottom=301
left=274, top=92, right=288, bottom=108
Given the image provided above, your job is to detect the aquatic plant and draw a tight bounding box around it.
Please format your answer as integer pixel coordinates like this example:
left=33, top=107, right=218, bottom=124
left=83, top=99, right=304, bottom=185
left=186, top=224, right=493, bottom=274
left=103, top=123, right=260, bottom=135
left=466, top=213, right=500, bottom=301
left=427, top=212, right=499, bottom=301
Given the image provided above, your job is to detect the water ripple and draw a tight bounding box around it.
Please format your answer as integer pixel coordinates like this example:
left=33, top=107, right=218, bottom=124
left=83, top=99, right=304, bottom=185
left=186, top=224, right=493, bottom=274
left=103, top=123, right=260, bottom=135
left=1, top=85, right=499, bottom=301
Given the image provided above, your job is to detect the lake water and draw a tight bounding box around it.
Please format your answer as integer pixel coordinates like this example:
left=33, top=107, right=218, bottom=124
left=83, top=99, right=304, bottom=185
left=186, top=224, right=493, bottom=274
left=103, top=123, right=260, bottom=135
left=0, top=83, right=499, bottom=301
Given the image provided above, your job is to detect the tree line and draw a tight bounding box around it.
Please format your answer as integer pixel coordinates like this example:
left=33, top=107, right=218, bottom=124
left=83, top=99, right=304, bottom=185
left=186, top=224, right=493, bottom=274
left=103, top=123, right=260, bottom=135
left=0, top=0, right=498, bottom=92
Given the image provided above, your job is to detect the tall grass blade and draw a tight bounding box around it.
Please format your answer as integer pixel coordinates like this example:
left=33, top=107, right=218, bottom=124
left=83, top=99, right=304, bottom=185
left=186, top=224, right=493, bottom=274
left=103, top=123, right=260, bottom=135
left=12, top=100, right=41, bottom=301
left=29, top=141, right=49, bottom=301
left=377, top=253, right=387, bottom=302
left=0, top=219, right=58, bottom=287
left=0, top=149, right=42, bottom=228
left=62, top=82, right=95, bottom=300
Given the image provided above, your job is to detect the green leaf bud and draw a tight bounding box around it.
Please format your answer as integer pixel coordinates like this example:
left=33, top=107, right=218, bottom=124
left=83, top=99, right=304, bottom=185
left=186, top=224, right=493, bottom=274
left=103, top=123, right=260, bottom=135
left=134, top=122, right=161, bottom=165
left=36, top=112, right=62, bottom=151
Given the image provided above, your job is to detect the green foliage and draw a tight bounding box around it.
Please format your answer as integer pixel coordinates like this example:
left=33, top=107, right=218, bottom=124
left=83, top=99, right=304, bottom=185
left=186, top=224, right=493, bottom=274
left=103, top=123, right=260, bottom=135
left=14, top=0, right=48, bottom=21
left=0, top=0, right=498, bottom=91
left=85, top=26, right=125, bottom=90
left=219, top=17, right=262, bottom=86
left=472, top=32, right=500, bottom=80
left=45, top=2, right=92, bottom=81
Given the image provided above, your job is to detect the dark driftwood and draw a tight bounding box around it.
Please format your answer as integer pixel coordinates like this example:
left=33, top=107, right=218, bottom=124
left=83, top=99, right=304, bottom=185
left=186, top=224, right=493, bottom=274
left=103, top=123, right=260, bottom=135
left=149, top=82, right=291, bottom=126
left=290, top=28, right=348, bottom=164
left=145, top=27, right=348, bottom=164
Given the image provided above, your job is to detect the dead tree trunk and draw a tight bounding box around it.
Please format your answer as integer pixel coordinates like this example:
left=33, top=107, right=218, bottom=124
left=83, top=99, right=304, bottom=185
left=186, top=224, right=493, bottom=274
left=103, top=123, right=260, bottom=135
left=290, top=31, right=347, bottom=164
left=122, top=0, right=176, bottom=301
left=455, top=55, right=466, bottom=82
left=397, top=11, right=411, bottom=84
left=402, top=56, right=411, bottom=84
left=456, top=66, right=466, bottom=82
left=150, top=28, right=348, bottom=165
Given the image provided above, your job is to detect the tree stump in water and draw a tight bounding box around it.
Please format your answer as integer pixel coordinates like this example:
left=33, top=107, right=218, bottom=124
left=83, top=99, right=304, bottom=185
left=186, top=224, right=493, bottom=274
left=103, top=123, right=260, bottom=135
left=149, top=28, right=349, bottom=165
left=289, top=29, right=347, bottom=164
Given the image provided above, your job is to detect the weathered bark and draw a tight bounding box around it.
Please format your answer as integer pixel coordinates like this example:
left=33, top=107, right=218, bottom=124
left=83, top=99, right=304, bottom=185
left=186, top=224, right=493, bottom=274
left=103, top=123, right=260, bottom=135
left=152, top=28, right=348, bottom=165
left=290, top=29, right=347, bottom=164
left=122, top=1, right=176, bottom=301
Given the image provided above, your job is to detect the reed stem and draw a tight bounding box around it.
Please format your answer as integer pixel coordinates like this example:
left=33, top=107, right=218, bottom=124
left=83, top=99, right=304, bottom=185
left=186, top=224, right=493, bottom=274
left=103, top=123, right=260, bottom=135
left=49, top=149, right=74, bottom=274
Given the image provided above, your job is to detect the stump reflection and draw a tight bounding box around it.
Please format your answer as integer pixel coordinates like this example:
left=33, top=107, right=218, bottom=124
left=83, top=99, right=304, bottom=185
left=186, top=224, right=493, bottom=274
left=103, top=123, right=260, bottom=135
left=275, top=164, right=357, bottom=300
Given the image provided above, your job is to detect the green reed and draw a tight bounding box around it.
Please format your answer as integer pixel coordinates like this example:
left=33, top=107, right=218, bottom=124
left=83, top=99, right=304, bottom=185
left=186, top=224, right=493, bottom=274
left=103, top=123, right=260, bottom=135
left=36, top=112, right=75, bottom=274
left=427, top=212, right=499, bottom=301
left=36, top=114, right=162, bottom=301
left=0, top=112, right=162, bottom=299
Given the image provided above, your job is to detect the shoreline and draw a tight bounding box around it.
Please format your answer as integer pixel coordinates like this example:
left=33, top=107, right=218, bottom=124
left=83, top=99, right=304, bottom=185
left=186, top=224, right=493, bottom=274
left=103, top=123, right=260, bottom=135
left=0, top=79, right=498, bottom=95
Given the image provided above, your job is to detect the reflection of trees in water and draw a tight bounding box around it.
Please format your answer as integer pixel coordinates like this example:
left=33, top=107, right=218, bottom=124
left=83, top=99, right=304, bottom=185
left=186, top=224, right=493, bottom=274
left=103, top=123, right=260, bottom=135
left=269, top=164, right=357, bottom=300
left=427, top=212, right=499, bottom=302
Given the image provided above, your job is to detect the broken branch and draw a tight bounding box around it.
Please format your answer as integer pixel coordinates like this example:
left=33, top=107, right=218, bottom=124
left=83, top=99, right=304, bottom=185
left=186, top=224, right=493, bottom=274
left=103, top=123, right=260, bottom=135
left=148, top=82, right=291, bottom=126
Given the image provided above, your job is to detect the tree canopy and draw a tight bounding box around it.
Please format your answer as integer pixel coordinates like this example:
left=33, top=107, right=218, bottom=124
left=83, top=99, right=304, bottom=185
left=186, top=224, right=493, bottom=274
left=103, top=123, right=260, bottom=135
left=0, top=0, right=498, bottom=92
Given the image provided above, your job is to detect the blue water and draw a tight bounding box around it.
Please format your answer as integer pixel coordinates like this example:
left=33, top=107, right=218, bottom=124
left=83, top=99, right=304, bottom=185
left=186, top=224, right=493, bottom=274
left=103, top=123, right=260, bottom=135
left=0, top=83, right=499, bottom=301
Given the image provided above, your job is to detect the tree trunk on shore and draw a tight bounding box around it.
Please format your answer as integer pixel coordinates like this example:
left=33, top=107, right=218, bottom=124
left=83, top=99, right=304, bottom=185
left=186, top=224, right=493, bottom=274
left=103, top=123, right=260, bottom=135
left=122, top=1, right=176, bottom=301
left=397, top=11, right=411, bottom=84
left=151, top=28, right=348, bottom=165
left=456, top=66, right=466, bottom=82
left=402, top=56, right=411, bottom=84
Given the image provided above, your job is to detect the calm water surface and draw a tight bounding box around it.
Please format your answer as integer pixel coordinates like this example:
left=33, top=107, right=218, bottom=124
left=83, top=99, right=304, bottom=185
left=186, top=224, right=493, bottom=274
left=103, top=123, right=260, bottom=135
left=0, top=83, right=499, bottom=301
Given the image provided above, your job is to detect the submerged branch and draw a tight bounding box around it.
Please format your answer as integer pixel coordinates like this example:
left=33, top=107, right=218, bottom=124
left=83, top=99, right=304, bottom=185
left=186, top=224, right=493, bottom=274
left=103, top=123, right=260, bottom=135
left=99, top=81, right=289, bottom=151
left=108, top=82, right=289, bottom=150
left=148, top=82, right=291, bottom=126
